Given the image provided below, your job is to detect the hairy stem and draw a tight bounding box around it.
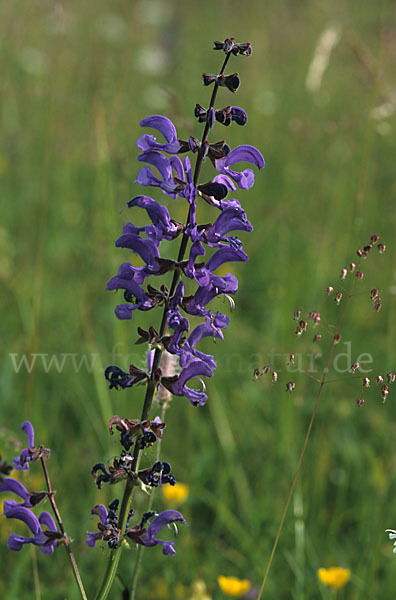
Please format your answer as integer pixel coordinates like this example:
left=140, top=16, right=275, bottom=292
left=40, top=457, right=88, bottom=600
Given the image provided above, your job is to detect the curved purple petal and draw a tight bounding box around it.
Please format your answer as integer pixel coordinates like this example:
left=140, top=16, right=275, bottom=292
left=223, top=145, right=265, bottom=169
left=141, top=510, right=187, bottom=555
left=170, top=156, right=185, bottom=181
left=212, top=174, right=236, bottom=191
left=137, top=116, right=180, bottom=154
left=115, top=233, right=160, bottom=266
left=128, top=196, right=178, bottom=238
left=205, top=247, right=248, bottom=273
left=22, top=421, right=35, bottom=448
left=8, top=533, right=35, bottom=551
left=138, top=151, right=173, bottom=182
left=38, top=511, right=57, bottom=532
left=4, top=501, right=41, bottom=535
left=0, top=478, right=32, bottom=507
left=188, top=322, right=224, bottom=348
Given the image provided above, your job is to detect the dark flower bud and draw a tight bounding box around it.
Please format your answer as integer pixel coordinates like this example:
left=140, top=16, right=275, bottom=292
left=326, top=286, right=334, bottom=296
left=376, top=375, right=383, bottom=385
left=198, top=181, right=228, bottom=200
left=194, top=103, right=207, bottom=121
left=289, top=354, right=295, bottom=364
left=350, top=262, right=356, bottom=272
left=200, top=140, right=209, bottom=160
left=286, top=381, right=295, bottom=392
left=350, top=362, right=360, bottom=373
left=272, top=371, right=278, bottom=383
left=293, top=310, right=301, bottom=320
left=355, top=271, right=364, bottom=279
left=253, top=368, right=261, bottom=379
left=207, top=107, right=215, bottom=128
left=363, top=244, right=372, bottom=254
left=373, top=296, right=382, bottom=312
left=202, top=73, right=217, bottom=86
left=299, top=320, right=307, bottom=331
left=387, top=373, right=396, bottom=384
left=333, top=333, right=341, bottom=343
left=370, top=288, right=379, bottom=299
left=370, top=234, right=379, bottom=244
left=356, top=249, right=363, bottom=257
left=313, top=334, right=322, bottom=342
left=363, top=377, right=370, bottom=387
left=213, top=39, right=252, bottom=56
left=340, top=268, right=347, bottom=280
left=378, top=243, right=386, bottom=254
left=224, top=73, right=240, bottom=93
left=231, top=106, right=248, bottom=125
left=262, top=365, right=271, bottom=374
left=381, top=384, right=389, bottom=402
left=188, top=136, right=200, bottom=153
left=356, top=397, right=365, bottom=406
left=335, top=292, right=343, bottom=304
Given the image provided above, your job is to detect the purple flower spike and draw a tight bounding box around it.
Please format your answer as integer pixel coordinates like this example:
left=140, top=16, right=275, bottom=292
left=4, top=501, right=59, bottom=554
left=215, top=145, right=265, bottom=190
left=0, top=478, right=33, bottom=507
left=136, top=115, right=181, bottom=154
left=13, top=421, right=35, bottom=471
left=140, top=510, right=187, bottom=555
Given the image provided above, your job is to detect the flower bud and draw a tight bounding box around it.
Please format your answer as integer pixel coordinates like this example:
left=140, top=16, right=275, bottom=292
left=356, top=397, right=365, bottom=406
left=313, top=333, right=322, bottom=342
left=293, top=310, right=301, bottom=320
left=326, top=286, right=334, bottom=296
left=286, top=381, right=295, bottom=392
left=378, top=243, right=386, bottom=254
left=335, top=292, right=343, bottom=305
left=349, top=262, right=356, bottom=272
left=387, top=373, right=395, bottom=384
left=376, top=375, right=383, bottom=385
left=262, top=365, right=271, bottom=374
left=333, top=333, right=341, bottom=343
left=299, top=320, right=308, bottom=331
left=363, top=377, right=370, bottom=388
left=350, top=362, right=360, bottom=373
left=373, top=297, right=382, bottom=312
left=253, top=368, right=261, bottom=379
left=381, top=384, right=389, bottom=402
left=340, top=268, right=347, bottom=280
left=356, top=249, right=363, bottom=257
left=370, top=234, right=379, bottom=244
left=289, top=354, right=295, bottom=364
left=272, top=371, right=278, bottom=383
left=370, top=288, right=378, bottom=300
left=355, top=271, right=364, bottom=279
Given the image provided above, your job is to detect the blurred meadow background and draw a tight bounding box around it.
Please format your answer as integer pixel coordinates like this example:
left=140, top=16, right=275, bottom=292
left=1, top=0, right=396, bottom=598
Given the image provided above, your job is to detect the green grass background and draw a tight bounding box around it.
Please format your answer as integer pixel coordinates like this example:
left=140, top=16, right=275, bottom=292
left=1, top=0, right=396, bottom=598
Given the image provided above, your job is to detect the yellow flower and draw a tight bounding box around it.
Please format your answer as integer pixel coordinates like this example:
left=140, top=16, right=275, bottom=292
left=162, top=482, right=189, bottom=504
left=317, top=567, right=351, bottom=589
left=217, top=575, right=251, bottom=597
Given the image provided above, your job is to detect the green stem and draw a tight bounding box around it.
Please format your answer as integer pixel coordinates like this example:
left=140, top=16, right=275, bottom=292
left=40, top=457, right=88, bottom=600
left=129, top=402, right=168, bottom=600
left=95, top=49, right=233, bottom=600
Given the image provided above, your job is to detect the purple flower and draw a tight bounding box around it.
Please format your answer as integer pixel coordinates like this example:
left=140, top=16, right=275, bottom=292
left=86, top=504, right=109, bottom=548
left=162, top=359, right=213, bottom=406
left=13, top=421, right=35, bottom=471
left=136, top=115, right=181, bottom=154
left=4, top=501, right=60, bottom=554
left=215, top=145, right=265, bottom=190
left=139, top=510, right=187, bottom=556
left=183, top=273, right=238, bottom=318
left=0, top=478, right=33, bottom=507
left=107, top=263, right=154, bottom=320
left=127, top=196, right=181, bottom=240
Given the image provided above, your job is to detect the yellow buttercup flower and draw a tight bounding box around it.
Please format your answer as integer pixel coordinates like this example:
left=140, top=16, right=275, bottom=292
left=162, top=482, right=189, bottom=504
left=317, top=567, right=350, bottom=589
left=217, top=575, right=250, bottom=597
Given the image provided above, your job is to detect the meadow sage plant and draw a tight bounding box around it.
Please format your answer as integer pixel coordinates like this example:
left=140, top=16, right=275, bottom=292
left=0, top=38, right=264, bottom=600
